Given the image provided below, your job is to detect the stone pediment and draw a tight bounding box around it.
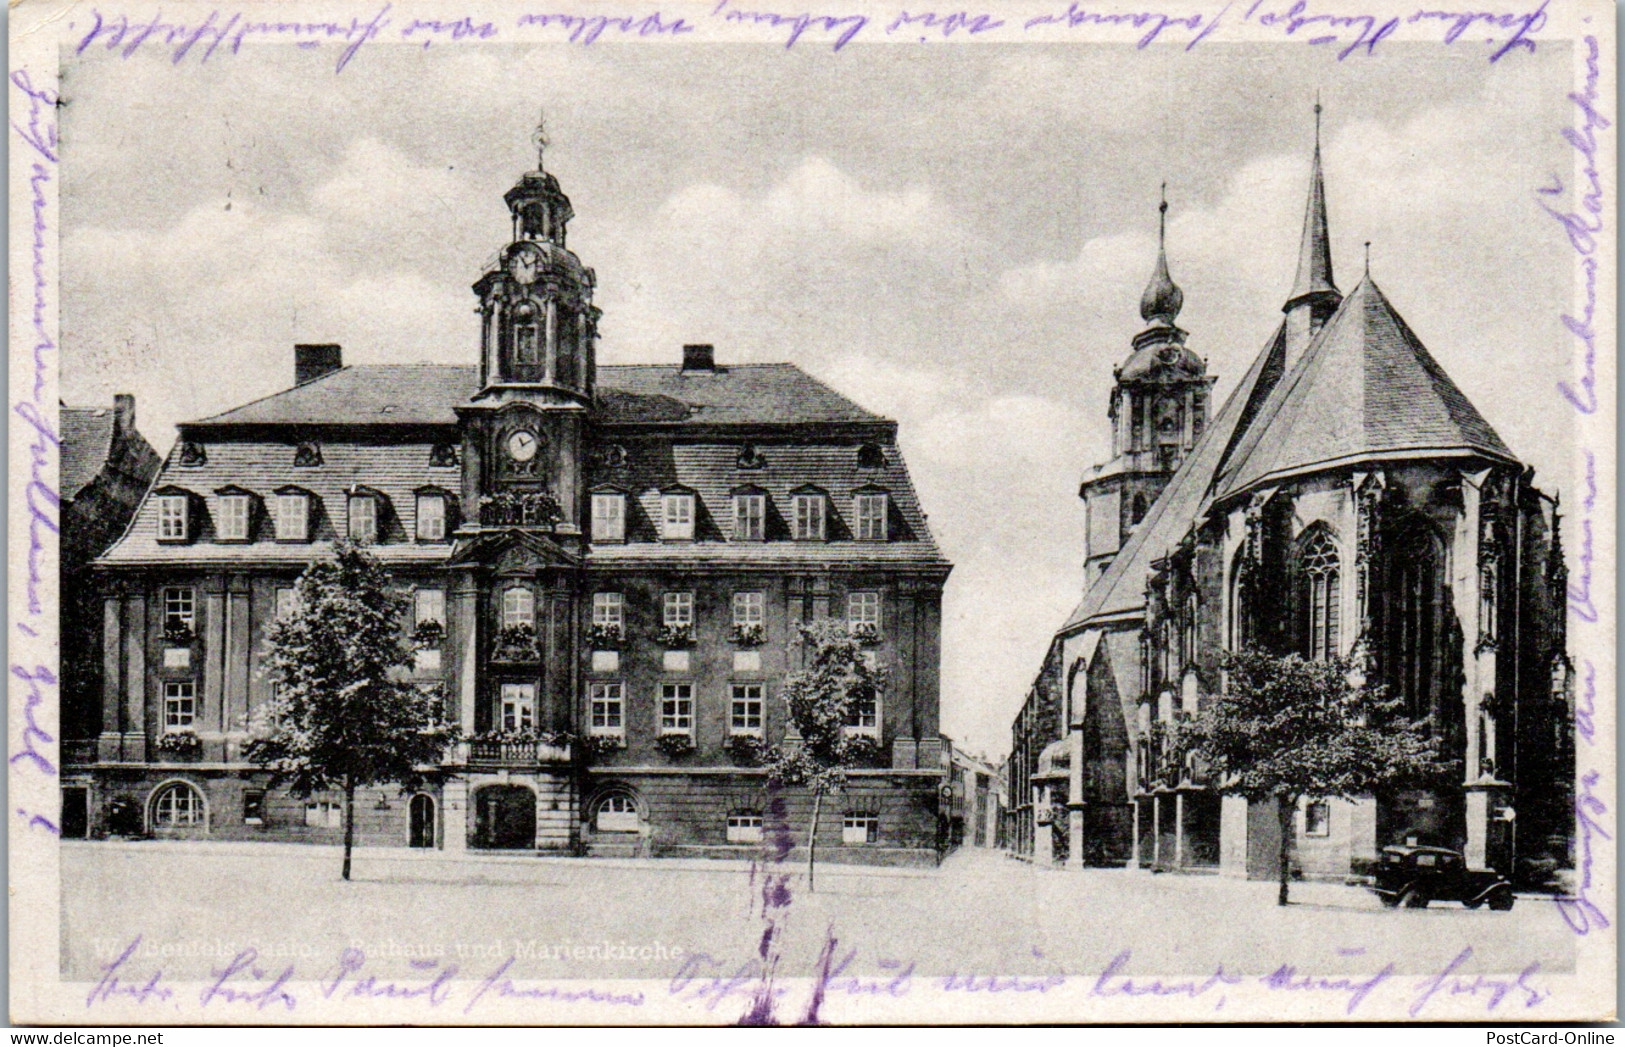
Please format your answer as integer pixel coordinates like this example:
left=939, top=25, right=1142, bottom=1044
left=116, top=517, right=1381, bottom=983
left=447, top=528, right=582, bottom=570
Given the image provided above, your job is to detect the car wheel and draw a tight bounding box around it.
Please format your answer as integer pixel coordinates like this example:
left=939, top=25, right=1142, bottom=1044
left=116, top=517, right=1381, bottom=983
left=1400, top=886, right=1429, bottom=909
left=1488, top=888, right=1514, bottom=911
left=1379, top=893, right=1400, bottom=909
left=1463, top=898, right=1483, bottom=910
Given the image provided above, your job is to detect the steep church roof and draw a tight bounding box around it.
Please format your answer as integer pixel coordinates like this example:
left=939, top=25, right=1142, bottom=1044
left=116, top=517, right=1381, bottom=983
left=1214, top=275, right=1517, bottom=501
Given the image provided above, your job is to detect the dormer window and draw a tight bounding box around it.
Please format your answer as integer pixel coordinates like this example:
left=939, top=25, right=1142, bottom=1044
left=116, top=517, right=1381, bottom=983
left=592, top=491, right=626, bottom=542
left=734, top=491, right=766, bottom=542
left=855, top=492, right=888, bottom=542
left=347, top=490, right=379, bottom=544
left=274, top=489, right=310, bottom=542
left=416, top=491, right=448, bottom=542
left=857, top=443, right=886, bottom=469
left=156, top=492, right=191, bottom=543
left=662, top=491, right=695, bottom=541
left=215, top=489, right=253, bottom=542
left=791, top=491, right=826, bottom=541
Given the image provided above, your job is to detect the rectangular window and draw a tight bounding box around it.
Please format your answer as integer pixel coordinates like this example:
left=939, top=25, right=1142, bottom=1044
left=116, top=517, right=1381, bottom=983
left=1305, top=800, right=1331, bottom=837
left=500, top=682, right=536, bottom=732
left=416, top=493, right=447, bottom=541
left=592, top=592, right=624, bottom=628
left=663, top=591, right=694, bottom=628
left=842, top=814, right=878, bottom=845
left=415, top=588, right=445, bottom=627
left=243, top=790, right=265, bottom=826
left=589, top=682, right=624, bottom=734
left=305, top=802, right=343, bottom=829
left=730, top=684, right=764, bottom=735
left=592, top=493, right=626, bottom=542
left=855, top=493, right=888, bottom=541
left=663, top=493, right=695, bottom=541
left=275, top=587, right=301, bottom=621
left=734, top=494, right=766, bottom=541
left=157, top=495, right=189, bottom=541
left=726, top=814, right=763, bottom=844
left=733, top=591, right=765, bottom=627
left=275, top=492, right=309, bottom=542
left=848, top=591, right=881, bottom=629
left=660, top=683, right=694, bottom=734
left=163, top=680, right=196, bottom=730
left=348, top=495, right=378, bottom=544
left=845, top=693, right=879, bottom=735
left=217, top=494, right=251, bottom=541
left=502, top=587, right=535, bottom=629
left=792, top=494, right=825, bottom=541
left=163, top=587, right=196, bottom=630
left=515, top=322, right=540, bottom=364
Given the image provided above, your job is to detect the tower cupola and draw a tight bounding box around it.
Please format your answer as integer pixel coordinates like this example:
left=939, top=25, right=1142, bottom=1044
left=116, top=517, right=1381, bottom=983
left=472, top=114, right=600, bottom=404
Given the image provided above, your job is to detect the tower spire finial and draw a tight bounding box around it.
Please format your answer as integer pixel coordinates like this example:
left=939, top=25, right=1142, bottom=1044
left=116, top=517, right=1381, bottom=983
left=532, top=109, right=549, bottom=170
left=1364, top=240, right=1371, bottom=275
left=1139, top=183, right=1184, bottom=328
left=1285, top=99, right=1338, bottom=309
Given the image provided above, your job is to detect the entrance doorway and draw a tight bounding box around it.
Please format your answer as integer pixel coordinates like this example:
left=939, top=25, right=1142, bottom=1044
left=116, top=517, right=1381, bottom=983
left=474, top=785, right=536, bottom=849
left=61, top=787, right=89, bottom=839
left=409, top=794, right=436, bottom=848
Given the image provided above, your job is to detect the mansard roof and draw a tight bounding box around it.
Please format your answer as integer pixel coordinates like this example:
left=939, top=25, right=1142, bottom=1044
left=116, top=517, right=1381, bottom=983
left=185, top=362, right=885, bottom=430
left=1213, top=275, right=1517, bottom=501
left=1059, top=323, right=1289, bottom=632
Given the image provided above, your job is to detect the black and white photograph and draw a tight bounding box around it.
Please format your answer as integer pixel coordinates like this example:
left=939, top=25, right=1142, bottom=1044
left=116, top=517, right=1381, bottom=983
left=8, top=0, right=1616, bottom=1025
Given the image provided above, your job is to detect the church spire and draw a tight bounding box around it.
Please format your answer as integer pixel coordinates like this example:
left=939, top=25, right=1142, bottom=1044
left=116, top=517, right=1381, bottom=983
left=1139, top=182, right=1184, bottom=327
left=1285, top=99, right=1338, bottom=310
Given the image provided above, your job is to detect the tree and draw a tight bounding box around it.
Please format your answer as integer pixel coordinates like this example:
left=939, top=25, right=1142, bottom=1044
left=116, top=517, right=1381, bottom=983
left=764, top=620, right=889, bottom=892
left=246, top=541, right=457, bottom=880
left=1180, top=648, right=1454, bottom=906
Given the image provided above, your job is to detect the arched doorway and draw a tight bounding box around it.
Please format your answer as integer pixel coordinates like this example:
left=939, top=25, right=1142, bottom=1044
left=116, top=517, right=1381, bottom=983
left=474, top=785, right=535, bottom=849
left=409, top=794, right=436, bottom=848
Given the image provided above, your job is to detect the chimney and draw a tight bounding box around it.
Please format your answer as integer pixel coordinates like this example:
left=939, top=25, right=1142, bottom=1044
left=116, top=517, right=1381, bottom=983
left=113, top=393, right=135, bottom=434
left=295, top=343, right=343, bottom=386
left=681, top=343, right=715, bottom=373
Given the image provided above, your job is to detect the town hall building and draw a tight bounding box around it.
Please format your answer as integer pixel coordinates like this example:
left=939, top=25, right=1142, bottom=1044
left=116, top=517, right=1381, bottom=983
left=66, top=128, right=952, bottom=863
left=1009, top=109, right=1573, bottom=885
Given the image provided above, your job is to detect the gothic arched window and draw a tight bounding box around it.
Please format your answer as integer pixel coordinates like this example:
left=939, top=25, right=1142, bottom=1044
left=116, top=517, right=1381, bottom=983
left=1297, top=527, right=1341, bottom=662
left=1384, top=517, right=1444, bottom=719
left=1130, top=493, right=1148, bottom=526
left=1230, top=548, right=1253, bottom=652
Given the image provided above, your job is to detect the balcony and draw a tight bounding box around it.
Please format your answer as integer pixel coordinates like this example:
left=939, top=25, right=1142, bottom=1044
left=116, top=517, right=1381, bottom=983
left=462, top=737, right=571, bottom=768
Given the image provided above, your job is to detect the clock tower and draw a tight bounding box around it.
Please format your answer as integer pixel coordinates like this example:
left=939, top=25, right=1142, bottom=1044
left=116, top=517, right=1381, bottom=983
left=458, top=117, right=601, bottom=543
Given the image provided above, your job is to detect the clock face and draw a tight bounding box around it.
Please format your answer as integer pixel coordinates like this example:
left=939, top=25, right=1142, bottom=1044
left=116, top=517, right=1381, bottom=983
left=505, top=429, right=540, bottom=462
left=506, top=245, right=541, bottom=285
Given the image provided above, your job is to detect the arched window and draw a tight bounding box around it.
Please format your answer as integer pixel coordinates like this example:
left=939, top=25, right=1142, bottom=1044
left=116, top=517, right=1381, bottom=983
left=151, top=782, right=204, bottom=829
left=1181, top=594, right=1198, bottom=665
left=1130, top=493, right=1148, bottom=526
left=1298, top=528, right=1341, bottom=661
left=1230, top=548, right=1253, bottom=652
left=595, top=793, right=639, bottom=833
left=1385, top=518, right=1444, bottom=720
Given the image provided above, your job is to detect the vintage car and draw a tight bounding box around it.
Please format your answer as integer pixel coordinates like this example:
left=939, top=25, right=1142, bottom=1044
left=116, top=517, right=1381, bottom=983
left=1370, top=845, right=1515, bottom=910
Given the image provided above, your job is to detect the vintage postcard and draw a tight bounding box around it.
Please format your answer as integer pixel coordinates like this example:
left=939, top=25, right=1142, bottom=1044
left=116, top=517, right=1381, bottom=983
left=9, top=0, right=1616, bottom=1025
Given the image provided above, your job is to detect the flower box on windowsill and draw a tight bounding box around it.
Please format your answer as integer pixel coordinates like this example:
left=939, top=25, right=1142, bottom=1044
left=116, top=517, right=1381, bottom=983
left=841, top=733, right=885, bottom=768
left=155, top=730, right=203, bottom=761
left=850, top=623, right=882, bottom=647
left=492, top=624, right=539, bottom=663
left=585, top=623, right=623, bottom=650
left=654, top=624, right=695, bottom=650
left=656, top=733, right=696, bottom=758
left=725, top=733, right=765, bottom=767
left=583, top=733, right=625, bottom=759
left=729, top=623, right=765, bottom=648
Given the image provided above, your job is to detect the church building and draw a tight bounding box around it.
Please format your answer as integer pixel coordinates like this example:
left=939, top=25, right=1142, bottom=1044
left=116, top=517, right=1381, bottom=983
left=69, top=128, right=952, bottom=863
left=1010, top=109, right=1573, bottom=884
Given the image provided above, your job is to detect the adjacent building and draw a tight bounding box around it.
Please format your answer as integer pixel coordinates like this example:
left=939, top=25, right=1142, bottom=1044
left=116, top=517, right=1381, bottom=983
left=1011, top=110, right=1573, bottom=884
left=70, top=130, right=952, bottom=864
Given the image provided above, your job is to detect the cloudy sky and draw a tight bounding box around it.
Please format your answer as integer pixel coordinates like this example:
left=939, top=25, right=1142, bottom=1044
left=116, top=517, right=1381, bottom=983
left=61, top=40, right=1577, bottom=757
